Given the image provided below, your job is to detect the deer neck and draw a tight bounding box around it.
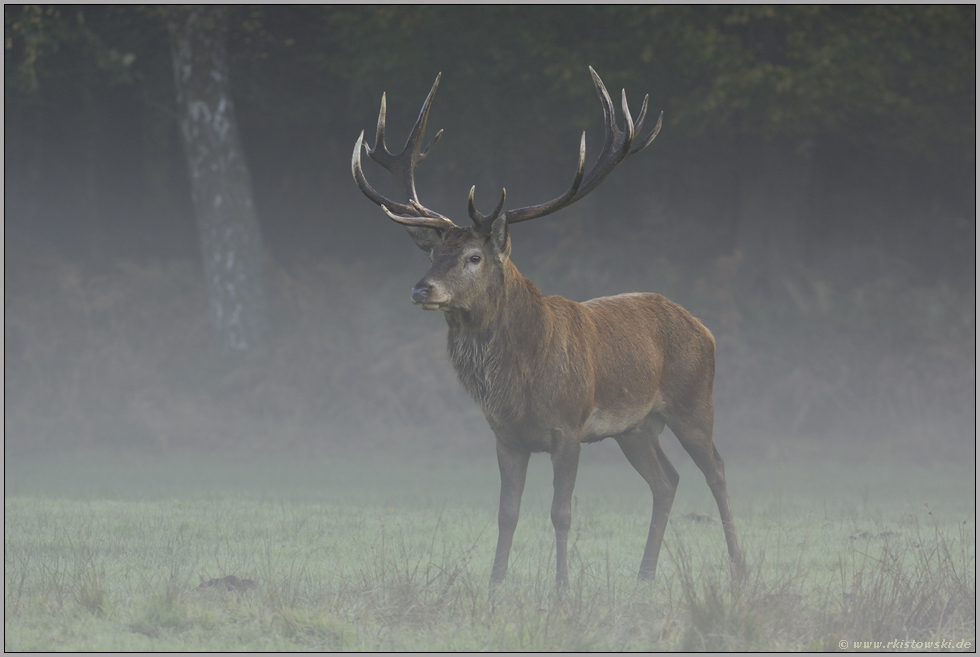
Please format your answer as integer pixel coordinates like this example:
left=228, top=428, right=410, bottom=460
left=444, top=260, right=546, bottom=422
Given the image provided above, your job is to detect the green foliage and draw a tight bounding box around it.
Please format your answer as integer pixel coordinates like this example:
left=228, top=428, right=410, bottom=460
left=666, top=6, right=975, bottom=152
left=4, top=5, right=137, bottom=95
left=320, top=6, right=975, bottom=156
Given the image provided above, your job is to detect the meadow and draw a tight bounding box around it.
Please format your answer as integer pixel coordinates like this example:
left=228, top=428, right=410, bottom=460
left=4, top=449, right=975, bottom=651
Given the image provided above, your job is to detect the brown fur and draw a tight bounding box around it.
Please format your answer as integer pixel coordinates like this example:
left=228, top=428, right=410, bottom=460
left=412, top=225, right=744, bottom=586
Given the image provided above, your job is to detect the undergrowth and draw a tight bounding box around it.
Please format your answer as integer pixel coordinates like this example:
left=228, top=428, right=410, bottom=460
left=4, top=243, right=974, bottom=457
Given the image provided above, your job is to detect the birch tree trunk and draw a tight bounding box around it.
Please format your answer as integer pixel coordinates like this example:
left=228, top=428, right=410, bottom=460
left=169, top=7, right=266, bottom=352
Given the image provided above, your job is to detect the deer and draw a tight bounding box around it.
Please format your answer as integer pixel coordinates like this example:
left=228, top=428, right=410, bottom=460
left=351, top=67, right=745, bottom=587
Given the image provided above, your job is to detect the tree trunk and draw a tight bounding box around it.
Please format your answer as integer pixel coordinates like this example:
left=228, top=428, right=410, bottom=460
left=169, top=7, right=266, bottom=352
left=734, top=139, right=812, bottom=295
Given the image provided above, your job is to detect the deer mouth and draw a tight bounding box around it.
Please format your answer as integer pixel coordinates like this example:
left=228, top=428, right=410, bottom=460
left=419, top=302, right=444, bottom=311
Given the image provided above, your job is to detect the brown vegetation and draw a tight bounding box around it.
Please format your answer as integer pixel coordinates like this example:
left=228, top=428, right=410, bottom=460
left=4, top=234, right=973, bottom=461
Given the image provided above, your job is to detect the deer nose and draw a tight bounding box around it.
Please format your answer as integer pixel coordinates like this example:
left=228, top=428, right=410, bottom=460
left=412, top=284, right=431, bottom=303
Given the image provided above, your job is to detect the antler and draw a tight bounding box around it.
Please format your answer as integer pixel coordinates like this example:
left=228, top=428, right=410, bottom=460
left=469, top=66, right=662, bottom=228
left=355, top=68, right=661, bottom=234
left=352, top=73, right=459, bottom=232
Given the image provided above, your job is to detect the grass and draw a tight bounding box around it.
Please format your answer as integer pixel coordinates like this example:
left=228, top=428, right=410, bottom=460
left=4, top=451, right=975, bottom=651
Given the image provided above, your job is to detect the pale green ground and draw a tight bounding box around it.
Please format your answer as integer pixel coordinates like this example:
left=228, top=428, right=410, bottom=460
left=5, top=450, right=976, bottom=651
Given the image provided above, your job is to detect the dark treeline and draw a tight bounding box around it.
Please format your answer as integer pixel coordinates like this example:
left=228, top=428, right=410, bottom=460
left=4, top=6, right=975, bottom=455
left=6, top=5, right=974, bottom=281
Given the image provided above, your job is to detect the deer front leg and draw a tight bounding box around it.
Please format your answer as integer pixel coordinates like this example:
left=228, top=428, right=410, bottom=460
left=550, top=433, right=581, bottom=588
left=491, top=439, right=530, bottom=584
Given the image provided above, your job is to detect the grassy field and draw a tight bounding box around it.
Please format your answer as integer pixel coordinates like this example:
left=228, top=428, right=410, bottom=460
left=4, top=449, right=975, bottom=651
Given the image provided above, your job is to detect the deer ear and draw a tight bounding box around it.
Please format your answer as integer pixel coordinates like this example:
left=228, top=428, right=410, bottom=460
left=490, top=215, right=511, bottom=262
left=405, top=226, right=444, bottom=252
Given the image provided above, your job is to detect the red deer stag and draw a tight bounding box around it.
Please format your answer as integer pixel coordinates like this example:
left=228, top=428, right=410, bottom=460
left=352, top=68, right=744, bottom=586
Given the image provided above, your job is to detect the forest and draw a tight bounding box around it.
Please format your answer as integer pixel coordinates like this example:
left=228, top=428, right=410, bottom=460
left=4, top=6, right=976, bottom=458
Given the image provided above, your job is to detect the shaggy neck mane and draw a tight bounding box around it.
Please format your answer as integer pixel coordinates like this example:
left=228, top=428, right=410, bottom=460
left=444, top=261, right=546, bottom=423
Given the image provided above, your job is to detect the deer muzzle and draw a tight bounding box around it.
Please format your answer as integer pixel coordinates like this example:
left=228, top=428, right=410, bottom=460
left=412, top=282, right=446, bottom=310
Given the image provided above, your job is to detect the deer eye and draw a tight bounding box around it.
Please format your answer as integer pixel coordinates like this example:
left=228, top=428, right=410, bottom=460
left=468, top=254, right=482, bottom=264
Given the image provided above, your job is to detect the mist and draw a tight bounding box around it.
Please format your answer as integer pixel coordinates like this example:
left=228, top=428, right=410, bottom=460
left=4, top=7, right=975, bottom=650
left=6, top=6, right=973, bottom=461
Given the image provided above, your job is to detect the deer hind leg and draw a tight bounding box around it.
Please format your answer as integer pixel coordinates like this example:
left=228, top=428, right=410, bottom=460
left=615, top=414, right=678, bottom=580
left=668, top=414, right=745, bottom=576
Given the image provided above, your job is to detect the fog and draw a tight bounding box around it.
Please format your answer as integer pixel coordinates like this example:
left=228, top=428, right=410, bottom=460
left=5, top=6, right=975, bottom=463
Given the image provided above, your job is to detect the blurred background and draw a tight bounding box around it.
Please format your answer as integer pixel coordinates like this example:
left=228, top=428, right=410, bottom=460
left=4, top=6, right=975, bottom=460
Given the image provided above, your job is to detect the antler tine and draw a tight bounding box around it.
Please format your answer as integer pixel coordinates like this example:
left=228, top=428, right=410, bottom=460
left=572, top=73, right=635, bottom=199
left=504, top=67, right=659, bottom=225
left=381, top=204, right=457, bottom=232
left=352, top=131, right=417, bottom=217
left=631, top=110, right=663, bottom=156
left=467, top=186, right=478, bottom=220
left=405, top=73, right=441, bottom=158
left=421, top=129, right=443, bottom=159
left=368, top=74, right=440, bottom=170
left=633, top=94, right=649, bottom=136
left=374, top=93, right=388, bottom=154
left=352, top=73, right=457, bottom=227
left=591, top=66, right=620, bottom=159
left=621, top=89, right=635, bottom=145
left=468, top=186, right=508, bottom=228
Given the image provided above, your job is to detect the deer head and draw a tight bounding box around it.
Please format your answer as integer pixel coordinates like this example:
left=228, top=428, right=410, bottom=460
left=352, top=68, right=662, bottom=313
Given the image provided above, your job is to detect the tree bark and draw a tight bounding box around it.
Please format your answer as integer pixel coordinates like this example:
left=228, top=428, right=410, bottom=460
left=169, top=7, right=266, bottom=352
